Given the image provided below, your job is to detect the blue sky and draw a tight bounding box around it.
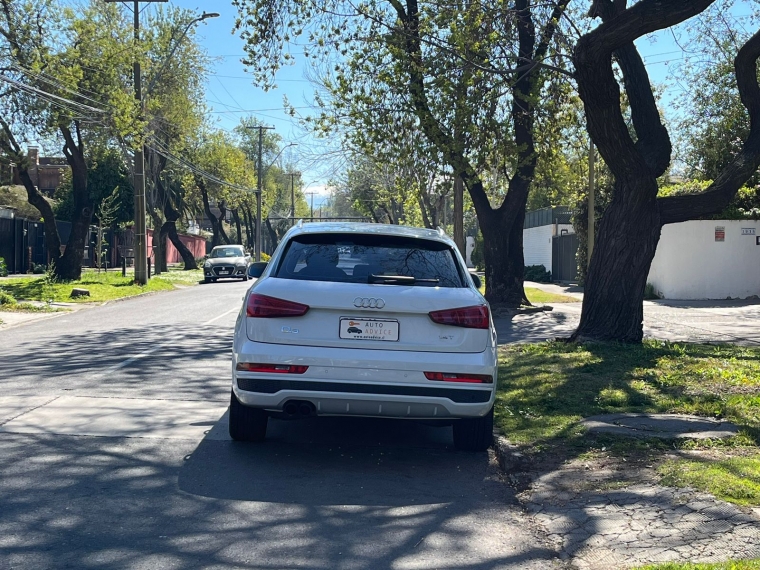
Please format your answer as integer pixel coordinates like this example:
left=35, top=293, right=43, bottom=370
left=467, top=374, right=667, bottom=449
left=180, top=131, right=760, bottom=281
left=167, top=0, right=332, bottom=207
left=119, top=2, right=754, bottom=206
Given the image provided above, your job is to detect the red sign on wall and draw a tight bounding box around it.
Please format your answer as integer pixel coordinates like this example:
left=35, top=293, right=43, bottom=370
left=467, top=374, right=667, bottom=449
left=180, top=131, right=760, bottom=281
left=715, top=226, right=725, bottom=242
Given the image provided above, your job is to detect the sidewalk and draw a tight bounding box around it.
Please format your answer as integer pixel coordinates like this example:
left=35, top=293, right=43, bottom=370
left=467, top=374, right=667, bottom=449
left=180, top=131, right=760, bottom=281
left=0, top=302, right=90, bottom=331
left=497, top=281, right=760, bottom=346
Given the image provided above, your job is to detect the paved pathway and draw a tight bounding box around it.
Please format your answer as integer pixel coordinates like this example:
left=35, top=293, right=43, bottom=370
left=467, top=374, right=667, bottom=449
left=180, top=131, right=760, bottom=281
left=525, top=469, right=760, bottom=570
left=495, top=282, right=760, bottom=346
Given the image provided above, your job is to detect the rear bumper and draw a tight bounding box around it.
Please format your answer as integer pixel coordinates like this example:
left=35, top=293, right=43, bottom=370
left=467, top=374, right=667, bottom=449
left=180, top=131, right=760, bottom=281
left=232, top=341, right=497, bottom=419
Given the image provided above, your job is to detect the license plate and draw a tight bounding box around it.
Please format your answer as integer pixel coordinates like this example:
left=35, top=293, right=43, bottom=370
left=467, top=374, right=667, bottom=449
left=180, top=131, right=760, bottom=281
left=219, top=270, right=230, bottom=275
left=340, top=318, right=399, bottom=341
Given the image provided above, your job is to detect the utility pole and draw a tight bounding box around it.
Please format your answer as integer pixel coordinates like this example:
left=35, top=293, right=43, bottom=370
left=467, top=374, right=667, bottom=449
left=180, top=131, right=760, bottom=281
left=251, top=125, right=274, bottom=262
left=588, top=137, right=596, bottom=270
left=289, top=172, right=299, bottom=226
left=306, top=192, right=316, bottom=222
left=105, top=0, right=167, bottom=284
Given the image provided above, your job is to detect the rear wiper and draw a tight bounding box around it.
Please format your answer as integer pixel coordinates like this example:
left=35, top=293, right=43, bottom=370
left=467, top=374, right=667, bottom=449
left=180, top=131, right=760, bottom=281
left=368, top=274, right=439, bottom=285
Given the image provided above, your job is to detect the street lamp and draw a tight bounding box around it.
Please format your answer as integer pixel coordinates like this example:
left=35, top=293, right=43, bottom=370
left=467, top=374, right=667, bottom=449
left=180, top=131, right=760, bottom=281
left=145, top=12, right=219, bottom=96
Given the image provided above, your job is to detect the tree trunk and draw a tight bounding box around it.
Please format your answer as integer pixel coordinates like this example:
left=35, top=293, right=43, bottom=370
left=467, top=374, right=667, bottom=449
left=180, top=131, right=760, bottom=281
left=0, top=101, right=62, bottom=268
left=55, top=124, right=92, bottom=281
left=161, top=220, right=197, bottom=270
left=163, top=202, right=198, bottom=270
left=198, top=179, right=222, bottom=248
left=264, top=217, right=279, bottom=251
left=571, top=187, right=661, bottom=342
left=232, top=209, right=243, bottom=245
left=480, top=208, right=529, bottom=307
left=218, top=201, right=232, bottom=245
left=243, top=205, right=255, bottom=250
left=453, top=176, right=465, bottom=257
left=149, top=210, right=164, bottom=274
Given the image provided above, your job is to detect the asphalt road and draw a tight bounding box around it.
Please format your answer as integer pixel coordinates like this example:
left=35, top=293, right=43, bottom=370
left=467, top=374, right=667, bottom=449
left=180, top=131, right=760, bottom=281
left=0, top=281, right=554, bottom=570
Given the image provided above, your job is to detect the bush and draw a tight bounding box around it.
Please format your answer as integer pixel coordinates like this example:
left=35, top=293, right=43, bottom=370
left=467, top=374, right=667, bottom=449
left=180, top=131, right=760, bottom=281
left=0, top=257, right=7, bottom=277
left=644, top=282, right=661, bottom=300
left=261, top=252, right=271, bottom=262
left=0, top=290, right=16, bottom=305
left=524, top=265, right=552, bottom=283
left=33, top=264, right=46, bottom=274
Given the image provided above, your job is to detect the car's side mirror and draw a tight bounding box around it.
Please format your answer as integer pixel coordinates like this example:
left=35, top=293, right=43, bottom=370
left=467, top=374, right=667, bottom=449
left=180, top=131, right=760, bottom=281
left=248, top=261, right=268, bottom=279
left=470, top=272, right=482, bottom=290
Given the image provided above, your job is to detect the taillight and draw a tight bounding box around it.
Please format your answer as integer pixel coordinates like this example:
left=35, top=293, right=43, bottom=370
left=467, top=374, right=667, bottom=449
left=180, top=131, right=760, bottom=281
left=424, top=372, right=493, bottom=383
left=236, top=363, right=309, bottom=374
left=246, top=294, right=309, bottom=317
left=428, top=305, right=489, bottom=329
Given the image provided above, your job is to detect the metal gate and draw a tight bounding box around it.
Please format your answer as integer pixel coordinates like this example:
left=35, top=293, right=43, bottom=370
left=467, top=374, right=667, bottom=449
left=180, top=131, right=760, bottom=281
left=552, top=233, right=579, bottom=282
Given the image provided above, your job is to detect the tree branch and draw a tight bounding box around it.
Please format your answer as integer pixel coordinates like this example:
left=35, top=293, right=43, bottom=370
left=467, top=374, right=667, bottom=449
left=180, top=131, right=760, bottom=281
left=659, top=28, right=760, bottom=224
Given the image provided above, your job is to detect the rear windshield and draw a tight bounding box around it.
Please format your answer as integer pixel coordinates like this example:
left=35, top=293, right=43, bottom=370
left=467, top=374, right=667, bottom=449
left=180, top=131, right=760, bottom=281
left=274, top=233, right=465, bottom=287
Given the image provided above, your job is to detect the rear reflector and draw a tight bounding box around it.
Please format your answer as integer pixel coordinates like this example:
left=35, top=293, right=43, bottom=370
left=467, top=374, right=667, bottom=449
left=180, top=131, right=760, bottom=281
left=247, top=294, right=309, bottom=318
left=428, top=305, right=490, bottom=329
left=424, top=372, right=493, bottom=383
left=236, top=363, right=309, bottom=374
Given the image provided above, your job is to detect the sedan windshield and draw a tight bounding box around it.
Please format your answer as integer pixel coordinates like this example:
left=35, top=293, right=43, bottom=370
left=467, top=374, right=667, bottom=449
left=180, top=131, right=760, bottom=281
left=274, top=233, right=465, bottom=287
left=211, top=247, right=245, bottom=258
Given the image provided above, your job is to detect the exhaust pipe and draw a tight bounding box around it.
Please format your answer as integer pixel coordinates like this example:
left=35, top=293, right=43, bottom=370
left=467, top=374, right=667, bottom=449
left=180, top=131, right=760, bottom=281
left=299, top=402, right=314, bottom=417
left=283, top=402, right=298, bottom=416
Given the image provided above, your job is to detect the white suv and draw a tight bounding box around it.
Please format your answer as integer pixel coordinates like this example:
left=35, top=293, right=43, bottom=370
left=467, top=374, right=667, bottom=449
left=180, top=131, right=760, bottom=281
left=230, top=222, right=497, bottom=451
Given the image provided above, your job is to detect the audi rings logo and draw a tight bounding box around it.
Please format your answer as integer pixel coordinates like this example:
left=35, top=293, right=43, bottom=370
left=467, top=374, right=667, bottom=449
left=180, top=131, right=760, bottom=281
left=353, top=297, right=385, bottom=309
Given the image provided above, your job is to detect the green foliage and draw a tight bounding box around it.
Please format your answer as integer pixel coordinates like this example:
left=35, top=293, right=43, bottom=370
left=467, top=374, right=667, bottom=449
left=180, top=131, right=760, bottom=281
left=673, top=11, right=760, bottom=188
left=32, top=264, right=46, bottom=274
left=524, top=265, right=552, bottom=283
left=0, top=289, right=16, bottom=305
left=658, top=182, right=760, bottom=220
left=659, top=454, right=760, bottom=507
left=54, top=149, right=133, bottom=224
left=637, top=560, right=760, bottom=570
left=0, top=257, right=8, bottom=277
left=0, top=186, right=46, bottom=220
left=643, top=283, right=660, bottom=300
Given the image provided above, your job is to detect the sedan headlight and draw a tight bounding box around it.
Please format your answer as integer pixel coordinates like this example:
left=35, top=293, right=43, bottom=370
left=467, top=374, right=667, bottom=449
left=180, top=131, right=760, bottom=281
left=204, top=261, right=211, bottom=268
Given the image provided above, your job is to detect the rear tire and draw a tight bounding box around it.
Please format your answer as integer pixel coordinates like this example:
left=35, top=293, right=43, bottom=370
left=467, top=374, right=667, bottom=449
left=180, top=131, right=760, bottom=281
left=204, top=277, right=211, bottom=284
left=453, top=407, right=493, bottom=452
left=229, top=389, right=268, bottom=442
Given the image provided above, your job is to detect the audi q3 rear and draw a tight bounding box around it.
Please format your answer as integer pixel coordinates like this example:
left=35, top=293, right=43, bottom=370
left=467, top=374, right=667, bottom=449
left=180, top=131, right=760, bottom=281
left=230, top=222, right=498, bottom=451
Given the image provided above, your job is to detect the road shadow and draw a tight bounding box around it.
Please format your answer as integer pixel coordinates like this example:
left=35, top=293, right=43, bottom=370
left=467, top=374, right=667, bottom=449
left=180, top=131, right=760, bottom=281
left=0, top=323, right=233, bottom=401
left=182, top=413, right=490, bottom=506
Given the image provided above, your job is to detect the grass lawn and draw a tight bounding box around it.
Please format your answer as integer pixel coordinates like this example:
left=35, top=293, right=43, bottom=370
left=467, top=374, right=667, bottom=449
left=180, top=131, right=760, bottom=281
left=497, top=341, right=760, bottom=504
left=0, top=267, right=204, bottom=304
left=524, top=287, right=578, bottom=304
left=636, top=560, right=760, bottom=569
left=476, top=276, right=579, bottom=304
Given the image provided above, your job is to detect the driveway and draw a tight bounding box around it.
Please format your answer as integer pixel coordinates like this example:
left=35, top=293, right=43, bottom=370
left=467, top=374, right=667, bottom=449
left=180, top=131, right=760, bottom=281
left=496, top=281, right=760, bottom=345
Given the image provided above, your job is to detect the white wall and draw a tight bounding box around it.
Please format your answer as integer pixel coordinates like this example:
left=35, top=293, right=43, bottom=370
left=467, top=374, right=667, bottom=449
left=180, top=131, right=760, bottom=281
left=522, top=224, right=574, bottom=272
left=523, top=225, right=553, bottom=271
left=648, top=220, right=760, bottom=299
left=465, top=236, right=475, bottom=268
